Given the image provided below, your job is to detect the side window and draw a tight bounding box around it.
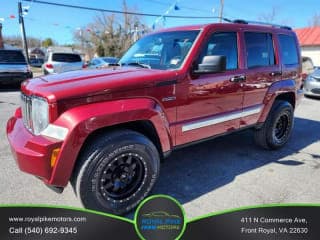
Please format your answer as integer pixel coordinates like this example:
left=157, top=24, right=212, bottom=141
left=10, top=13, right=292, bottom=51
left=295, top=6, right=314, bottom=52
left=199, top=32, right=238, bottom=70
left=278, top=34, right=299, bottom=65
left=245, top=32, right=275, bottom=68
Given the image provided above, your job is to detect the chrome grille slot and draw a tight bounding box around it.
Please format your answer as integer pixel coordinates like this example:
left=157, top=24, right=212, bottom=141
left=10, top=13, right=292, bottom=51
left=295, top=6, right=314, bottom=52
left=21, top=93, right=33, bottom=132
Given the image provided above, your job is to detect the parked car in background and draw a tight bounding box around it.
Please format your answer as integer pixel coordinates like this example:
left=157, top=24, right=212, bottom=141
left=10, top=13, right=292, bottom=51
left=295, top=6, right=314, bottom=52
left=304, top=67, right=320, bottom=97
left=30, top=58, right=44, bottom=68
left=302, top=56, right=315, bottom=84
left=42, top=52, right=83, bottom=75
left=0, top=49, right=32, bottom=86
left=87, top=57, right=119, bottom=69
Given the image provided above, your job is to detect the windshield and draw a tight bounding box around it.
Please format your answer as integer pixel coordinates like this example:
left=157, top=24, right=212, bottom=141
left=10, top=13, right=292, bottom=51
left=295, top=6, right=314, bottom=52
left=119, top=30, right=199, bottom=70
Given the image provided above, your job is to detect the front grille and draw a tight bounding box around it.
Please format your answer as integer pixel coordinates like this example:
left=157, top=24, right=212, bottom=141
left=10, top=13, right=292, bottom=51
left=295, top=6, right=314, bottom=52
left=21, top=93, right=33, bottom=132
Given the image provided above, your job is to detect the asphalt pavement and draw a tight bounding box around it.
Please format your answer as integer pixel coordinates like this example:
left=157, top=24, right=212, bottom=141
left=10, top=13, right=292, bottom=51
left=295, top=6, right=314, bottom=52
left=0, top=89, right=319, bottom=219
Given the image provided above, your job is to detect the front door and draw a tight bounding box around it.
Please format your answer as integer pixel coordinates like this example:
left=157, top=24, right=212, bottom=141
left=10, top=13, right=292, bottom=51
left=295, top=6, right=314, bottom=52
left=175, top=30, right=245, bottom=145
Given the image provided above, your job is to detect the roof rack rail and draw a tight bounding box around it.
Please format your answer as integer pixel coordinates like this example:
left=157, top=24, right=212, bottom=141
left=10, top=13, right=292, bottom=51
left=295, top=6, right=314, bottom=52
left=232, top=19, right=292, bottom=30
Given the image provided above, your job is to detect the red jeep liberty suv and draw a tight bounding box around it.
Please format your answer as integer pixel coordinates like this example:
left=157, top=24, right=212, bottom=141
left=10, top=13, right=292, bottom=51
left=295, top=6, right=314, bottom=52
left=7, top=20, right=303, bottom=215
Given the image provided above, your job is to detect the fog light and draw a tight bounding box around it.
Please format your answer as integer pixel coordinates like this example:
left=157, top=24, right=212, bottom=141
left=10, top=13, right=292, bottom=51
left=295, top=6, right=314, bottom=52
left=50, top=148, right=60, bottom=168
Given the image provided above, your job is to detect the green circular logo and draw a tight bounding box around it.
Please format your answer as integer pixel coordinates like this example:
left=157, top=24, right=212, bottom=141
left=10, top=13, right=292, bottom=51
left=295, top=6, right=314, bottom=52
left=134, top=195, right=186, bottom=240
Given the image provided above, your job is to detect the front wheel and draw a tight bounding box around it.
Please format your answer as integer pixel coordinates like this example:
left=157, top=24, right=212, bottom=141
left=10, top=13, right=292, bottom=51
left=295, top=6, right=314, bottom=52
left=71, top=130, right=160, bottom=215
left=254, top=100, right=294, bottom=150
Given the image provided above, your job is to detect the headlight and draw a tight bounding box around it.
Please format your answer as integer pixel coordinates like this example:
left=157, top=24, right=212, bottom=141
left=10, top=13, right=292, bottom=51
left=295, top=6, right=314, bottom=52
left=31, top=97, right=49, bottom=135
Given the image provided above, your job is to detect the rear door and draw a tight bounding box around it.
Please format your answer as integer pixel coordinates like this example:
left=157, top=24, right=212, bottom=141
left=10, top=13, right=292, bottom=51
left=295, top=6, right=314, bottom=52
left=240, top=31, right=281, bottom=127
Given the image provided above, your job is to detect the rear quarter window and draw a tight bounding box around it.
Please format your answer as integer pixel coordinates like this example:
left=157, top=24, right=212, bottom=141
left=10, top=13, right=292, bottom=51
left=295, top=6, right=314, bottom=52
left=278, top=34, right=299, bottom=65
left=0, top=50, right=27, bottom=64
left=52, top=53, right=82, bottom=62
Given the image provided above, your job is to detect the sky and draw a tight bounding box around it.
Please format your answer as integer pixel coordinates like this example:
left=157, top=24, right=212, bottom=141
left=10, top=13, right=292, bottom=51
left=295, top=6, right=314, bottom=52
left=0, top=0, right=319, bottom=45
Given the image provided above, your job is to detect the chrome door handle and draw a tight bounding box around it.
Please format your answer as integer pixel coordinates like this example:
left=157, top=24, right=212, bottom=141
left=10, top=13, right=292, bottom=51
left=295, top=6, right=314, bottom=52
left=270, top=71, right=282, bottom=77
left=230, top=75, right=246, bottom=82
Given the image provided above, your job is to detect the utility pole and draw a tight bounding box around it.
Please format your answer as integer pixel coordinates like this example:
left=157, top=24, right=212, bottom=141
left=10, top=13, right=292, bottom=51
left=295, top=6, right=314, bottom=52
left=0, top=23, right=4, bottom=49
left=18, top=1, right=30, bottom=64
left=219, top=0, right=224, bottom=23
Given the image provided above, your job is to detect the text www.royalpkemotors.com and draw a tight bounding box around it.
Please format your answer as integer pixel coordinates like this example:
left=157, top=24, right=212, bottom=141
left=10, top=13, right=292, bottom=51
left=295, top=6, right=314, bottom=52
left=9, top=216, right=87, bottom=224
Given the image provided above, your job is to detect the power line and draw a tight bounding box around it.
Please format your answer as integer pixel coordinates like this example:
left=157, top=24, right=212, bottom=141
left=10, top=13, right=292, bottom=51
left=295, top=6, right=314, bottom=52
left=22, top=0, right=218, bottom=19
left=152, top=0, right=180, bottom=29
left=146, top=0, right=210, bottom=13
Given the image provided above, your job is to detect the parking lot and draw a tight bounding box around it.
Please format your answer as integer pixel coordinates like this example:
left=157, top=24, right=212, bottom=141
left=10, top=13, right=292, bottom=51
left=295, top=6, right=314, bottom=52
left=0, top=89, right=319, bottom=219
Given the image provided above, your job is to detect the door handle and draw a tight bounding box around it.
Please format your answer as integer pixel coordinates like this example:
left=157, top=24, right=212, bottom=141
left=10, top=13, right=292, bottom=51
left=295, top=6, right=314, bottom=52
left=230, top=75, right=246, bottom=82
left=269, top=71, right=282, bottom=77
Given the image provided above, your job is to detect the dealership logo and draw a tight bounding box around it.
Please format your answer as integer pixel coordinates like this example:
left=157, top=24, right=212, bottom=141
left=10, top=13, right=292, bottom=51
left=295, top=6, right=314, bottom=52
left=141, top=211, right=181, bottom=231
left=135, top=195, right=186, bottom=240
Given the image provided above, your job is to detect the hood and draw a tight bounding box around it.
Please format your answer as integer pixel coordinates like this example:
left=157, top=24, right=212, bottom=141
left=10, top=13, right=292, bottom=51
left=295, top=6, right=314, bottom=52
left=21, top=67, right=178, bottom=103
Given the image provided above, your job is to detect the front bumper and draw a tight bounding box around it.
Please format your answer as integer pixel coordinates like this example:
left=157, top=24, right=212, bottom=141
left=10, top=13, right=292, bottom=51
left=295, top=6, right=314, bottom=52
left=304, top=80, right=320, bottom=97
left=6, top=113, right=62, bottom=185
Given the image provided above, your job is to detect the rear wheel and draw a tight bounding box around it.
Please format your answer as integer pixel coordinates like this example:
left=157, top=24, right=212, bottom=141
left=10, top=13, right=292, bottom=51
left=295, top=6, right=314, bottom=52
left=71, top=130, right=160, bottom=215
left=254, top=100, right=294, bottom=149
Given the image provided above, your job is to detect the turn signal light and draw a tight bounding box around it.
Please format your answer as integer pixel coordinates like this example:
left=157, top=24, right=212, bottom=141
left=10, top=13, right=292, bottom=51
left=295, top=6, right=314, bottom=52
left=50, top=148, right=60, bottom=168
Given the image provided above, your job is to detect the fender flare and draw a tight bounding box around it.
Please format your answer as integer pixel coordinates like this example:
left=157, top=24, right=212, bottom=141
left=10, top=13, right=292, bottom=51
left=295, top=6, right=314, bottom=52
left=48, top=98, right=172, bottom=186
left=258, top=79, right=296, bottom=123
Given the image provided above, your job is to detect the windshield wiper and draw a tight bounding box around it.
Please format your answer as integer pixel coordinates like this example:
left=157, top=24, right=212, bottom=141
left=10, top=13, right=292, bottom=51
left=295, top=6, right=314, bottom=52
left=122, top=62, right=151, bottom=69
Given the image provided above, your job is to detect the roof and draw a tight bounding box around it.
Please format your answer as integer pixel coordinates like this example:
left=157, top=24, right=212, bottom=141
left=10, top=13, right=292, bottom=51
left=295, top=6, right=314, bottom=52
left=295, top=27, right=320, bottom=46
left=155, top=22, right=293, bottom=34
left=155, top=24, right=206, bottom=32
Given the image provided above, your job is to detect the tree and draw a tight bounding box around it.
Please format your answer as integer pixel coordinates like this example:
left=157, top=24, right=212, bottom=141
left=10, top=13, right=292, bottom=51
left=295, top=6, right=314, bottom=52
left=42, top=38, right=54, bottom=47
left=3, top=35, right=44, bottom=49
left=96, top=44, right=105, bottom=57
left=257, top=7, right=292, bottom=26
left=258, top=6, right=277, bottom=23
left=309, top=13, right=320, bottom=26
left=73, top=0, right=149, bottom=58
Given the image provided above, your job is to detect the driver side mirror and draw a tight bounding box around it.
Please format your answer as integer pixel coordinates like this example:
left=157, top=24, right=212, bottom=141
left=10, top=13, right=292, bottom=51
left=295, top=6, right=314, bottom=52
left=194, top=55, right=226, bottom=74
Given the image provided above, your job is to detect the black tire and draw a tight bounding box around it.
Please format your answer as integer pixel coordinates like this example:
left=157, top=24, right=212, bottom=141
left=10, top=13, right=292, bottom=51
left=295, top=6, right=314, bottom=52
left=71, top=130, right=160, bottom=215
left=254, top=100, right=294, bottom=150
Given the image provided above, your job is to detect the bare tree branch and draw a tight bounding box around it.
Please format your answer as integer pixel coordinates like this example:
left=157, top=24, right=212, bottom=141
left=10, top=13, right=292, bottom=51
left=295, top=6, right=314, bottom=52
left=258, top=6, right=277, bottom=23
left=309, top=12, right=320, bottom=26
left=73, top=0, right=149, bottom=58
